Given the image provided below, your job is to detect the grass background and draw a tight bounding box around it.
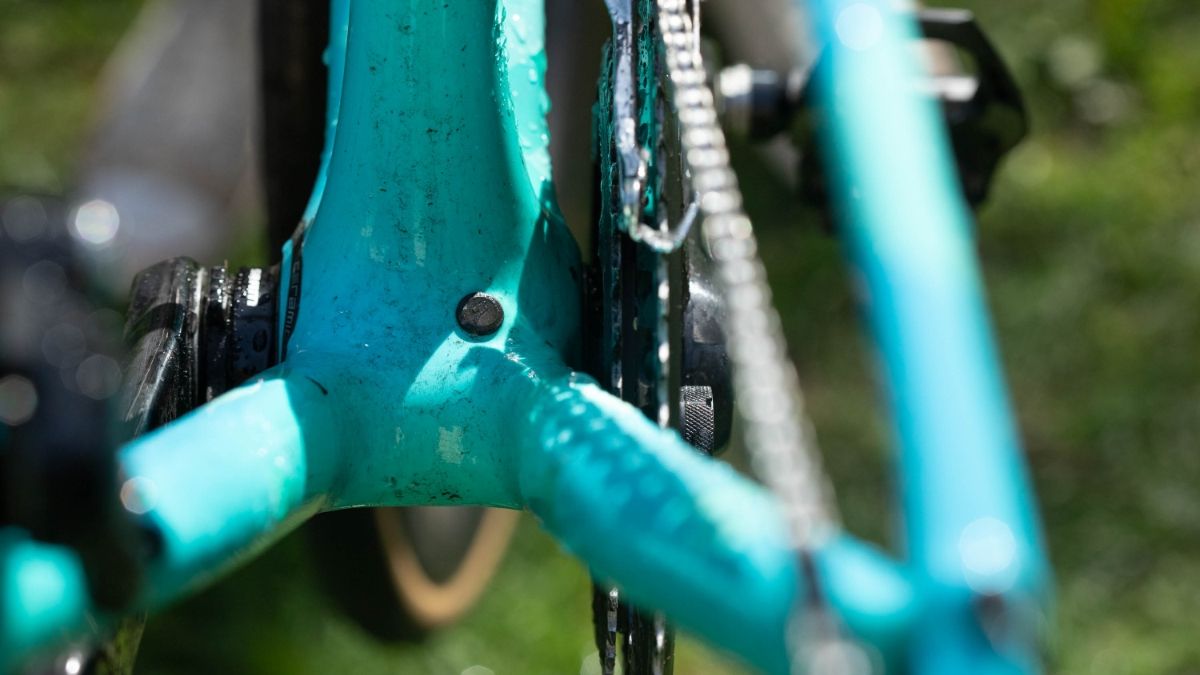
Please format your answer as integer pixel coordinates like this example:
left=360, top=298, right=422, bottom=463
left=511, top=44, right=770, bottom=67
left=3, top=0, right=1200, bottom=673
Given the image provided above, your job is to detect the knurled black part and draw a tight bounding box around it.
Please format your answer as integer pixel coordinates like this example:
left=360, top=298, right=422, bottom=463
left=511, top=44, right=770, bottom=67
left=680, top=385, right=716, bottom=455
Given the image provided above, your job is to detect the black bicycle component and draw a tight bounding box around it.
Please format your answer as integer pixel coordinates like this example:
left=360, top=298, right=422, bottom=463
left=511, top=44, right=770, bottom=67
left=678, top=238, right=732, bottom=455
left=715, top=65, right=802, bottom=141
left=582, top=234, right=736, bottom=672
left=0, top=194, right=145, bottom=612
left=259, top=0, right=331, bottom=253
left=21, top=257, right=279, bottom=675
left=717, top=8, right=1027, bottom=207
left=122, top=258, right=205, bottom=433
left=456, top=292, right=505, bottom=338
left=917, top=8, right=1027, bottom=204
left=123, top=259, right=278, bottom=419
left=588, top=1, right=676, bottom=668
left=0, top=193, right=163, bottom=675
left=585, top=0, right=734, bottom=668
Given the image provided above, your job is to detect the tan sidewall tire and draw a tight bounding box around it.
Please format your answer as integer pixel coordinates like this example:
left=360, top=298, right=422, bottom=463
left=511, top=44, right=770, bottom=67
left=372, top=507, right=521, bottom=628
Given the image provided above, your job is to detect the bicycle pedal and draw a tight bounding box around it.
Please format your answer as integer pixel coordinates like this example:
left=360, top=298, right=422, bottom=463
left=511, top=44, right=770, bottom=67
left=716, top=8, right=1027, bottom=208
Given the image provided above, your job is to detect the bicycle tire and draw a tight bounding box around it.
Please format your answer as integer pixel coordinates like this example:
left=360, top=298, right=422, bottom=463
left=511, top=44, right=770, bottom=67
left=307, top=508, right=520, bottom=640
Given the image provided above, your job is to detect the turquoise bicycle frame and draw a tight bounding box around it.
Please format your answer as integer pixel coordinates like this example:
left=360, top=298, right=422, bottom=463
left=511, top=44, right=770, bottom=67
left=0, top=1, right=1050, bottom=673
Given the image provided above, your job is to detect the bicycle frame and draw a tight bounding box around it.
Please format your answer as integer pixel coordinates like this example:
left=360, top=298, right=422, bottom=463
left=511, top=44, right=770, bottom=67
left=0, top=1, right=1049, bottom=673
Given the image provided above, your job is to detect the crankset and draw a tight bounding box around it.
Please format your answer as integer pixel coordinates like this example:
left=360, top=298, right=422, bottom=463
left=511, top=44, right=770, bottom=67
left=588, top=0, right=884, bottom=672
left=586, top=0, right=733, bottom=672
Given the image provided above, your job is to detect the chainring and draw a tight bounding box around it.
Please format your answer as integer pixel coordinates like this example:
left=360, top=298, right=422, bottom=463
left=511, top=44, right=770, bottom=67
left=585, top=0, right=701, bottom=672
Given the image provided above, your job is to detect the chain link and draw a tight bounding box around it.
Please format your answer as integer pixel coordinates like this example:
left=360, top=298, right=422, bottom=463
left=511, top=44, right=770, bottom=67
left=651, top=2, right=876, bottom=672
left=655, top=0, right=837, bottom=560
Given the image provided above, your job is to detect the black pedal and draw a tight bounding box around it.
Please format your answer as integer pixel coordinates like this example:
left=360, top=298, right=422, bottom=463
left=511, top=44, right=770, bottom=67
left=0, top=193, right=140, bottom=609
left=717, top=8, right=1027, bottom=208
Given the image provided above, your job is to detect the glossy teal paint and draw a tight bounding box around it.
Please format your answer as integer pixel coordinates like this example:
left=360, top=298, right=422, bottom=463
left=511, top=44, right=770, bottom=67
left=282, top=0, right=579, bottom=509
left=519, top=374, right=918, bottom=674
left=0, top=532, right=90, bottom=670
left=802, top=0, right=1050, bottom=672
left=3, top=1, right=581, bottom=666
left=280, top=0, right=349, bottom=354
left=113, top=0, right=580, bottom=602
left=2, top=1, right=1050, bottom=673
left=119, top=373, right=336, bottom=603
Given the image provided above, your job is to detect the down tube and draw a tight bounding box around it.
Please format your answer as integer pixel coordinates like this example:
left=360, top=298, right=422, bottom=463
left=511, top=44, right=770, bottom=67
left=802, top=1, right=1050, bottom=673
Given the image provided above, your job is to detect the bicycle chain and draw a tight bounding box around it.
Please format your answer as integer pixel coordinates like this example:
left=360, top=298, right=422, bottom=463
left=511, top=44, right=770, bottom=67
left=594, top=0, right=866, bottom=671
left=651, top=1, right=868, bottom=672
left=654, top=0, right=839, bottom=547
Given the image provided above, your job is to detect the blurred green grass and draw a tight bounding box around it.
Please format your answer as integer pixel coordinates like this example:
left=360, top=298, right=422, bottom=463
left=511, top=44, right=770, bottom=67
left=3, top=0, right=1200, bottom=673
left=0, top=0, right=143, bottom=190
